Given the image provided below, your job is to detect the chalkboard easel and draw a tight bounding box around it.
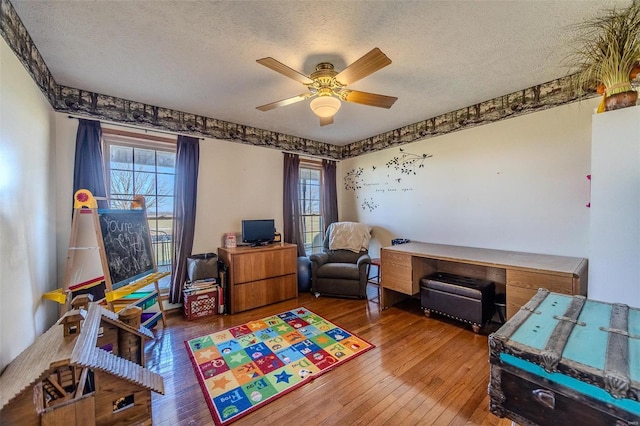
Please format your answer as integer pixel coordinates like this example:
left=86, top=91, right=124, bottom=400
left=52, top=189, right=167, bottom=328
left=97, top=208, right=156, bottom=290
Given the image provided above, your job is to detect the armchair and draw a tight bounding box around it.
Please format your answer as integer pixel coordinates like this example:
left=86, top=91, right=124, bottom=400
left=309, top=222, right=372, bottom=299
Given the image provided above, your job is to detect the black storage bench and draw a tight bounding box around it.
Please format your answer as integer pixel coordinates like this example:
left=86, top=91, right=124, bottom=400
left=420, top=272, right=495, bottom=333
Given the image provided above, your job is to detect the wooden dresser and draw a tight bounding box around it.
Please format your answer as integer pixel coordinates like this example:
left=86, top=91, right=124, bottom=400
left=218, top=243, right=298, bottom=314
left=380, top=242, right=588, bottom=319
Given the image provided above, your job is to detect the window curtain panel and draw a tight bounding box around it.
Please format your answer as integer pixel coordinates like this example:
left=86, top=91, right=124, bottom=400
left=283, top=153, right=306, bottom=257
left=72, top=119, right=108, bottom=208
left=169, top=135, right=200, bottom=304
left=321, top=159, right=338, bottom=232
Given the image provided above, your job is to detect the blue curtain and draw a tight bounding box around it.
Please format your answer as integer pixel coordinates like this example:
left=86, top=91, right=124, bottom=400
left=321, top=159, right=338, bottom=232
left=169, top=135, right=200, bottom=303
left=72, top=119, right=107, bottom=208
left=283, top=153, right=306, bottom=257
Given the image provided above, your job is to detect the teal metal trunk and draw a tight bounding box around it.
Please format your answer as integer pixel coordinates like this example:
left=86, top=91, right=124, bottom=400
left=488, top=289, right=640, bottom=425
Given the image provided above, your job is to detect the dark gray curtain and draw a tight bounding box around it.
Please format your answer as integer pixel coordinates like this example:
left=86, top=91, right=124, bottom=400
left=283, top=153, right=306, bottom=257
left=169, top=135, right=200, bottom=303
left=321, top=159, right=338, bottom=232
left=73, top=119, right=108, bottom=208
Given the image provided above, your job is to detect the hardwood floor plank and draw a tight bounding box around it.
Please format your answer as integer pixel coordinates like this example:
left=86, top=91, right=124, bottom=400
left=394, top=345, right=477, bottom=423
left=421, top=351, right=490, bottom=424
left=147, top=293, right=509, bottom=425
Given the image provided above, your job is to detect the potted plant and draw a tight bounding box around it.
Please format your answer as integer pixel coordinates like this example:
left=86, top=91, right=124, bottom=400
left=568, top=0, right=640, bottom=112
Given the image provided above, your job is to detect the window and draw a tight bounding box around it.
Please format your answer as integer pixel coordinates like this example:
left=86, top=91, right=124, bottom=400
left=112, top=394, right=135, bottom=412
left=299, top=161, right=324, bottom=254
left=103, top=131, right=176, bottom=270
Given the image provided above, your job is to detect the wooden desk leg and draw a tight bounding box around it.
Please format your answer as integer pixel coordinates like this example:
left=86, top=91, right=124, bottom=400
left=380, top=286, right=411, bottom=309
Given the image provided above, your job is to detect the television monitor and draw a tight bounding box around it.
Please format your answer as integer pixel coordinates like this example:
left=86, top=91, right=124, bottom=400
left=242, top=219, right=275, bottom=246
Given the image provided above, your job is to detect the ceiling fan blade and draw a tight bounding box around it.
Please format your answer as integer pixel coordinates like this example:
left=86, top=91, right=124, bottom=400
left=256, top=57, right=314, bottom=85
left=335, top=48, right=392, bottom=85
left=319, top=116, right=334, bottom=126
left=256, top=93, right=312, bottom=112
left=344, top=90, right=397, bottom=108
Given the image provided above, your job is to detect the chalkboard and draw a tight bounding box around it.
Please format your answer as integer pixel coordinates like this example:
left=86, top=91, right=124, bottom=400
left=97, top=209, right=156, bottom=289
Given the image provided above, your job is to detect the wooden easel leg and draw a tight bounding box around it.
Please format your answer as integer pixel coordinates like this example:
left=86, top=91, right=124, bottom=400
left=154, top=280, right=166, bottom=327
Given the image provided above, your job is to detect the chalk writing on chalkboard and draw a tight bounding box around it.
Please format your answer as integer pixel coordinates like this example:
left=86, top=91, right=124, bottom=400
left=98, top=209, right=155, bottom=289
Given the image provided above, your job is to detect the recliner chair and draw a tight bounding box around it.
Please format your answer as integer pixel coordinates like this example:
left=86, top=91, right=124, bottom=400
left=309, top=223, right=371, bottom=299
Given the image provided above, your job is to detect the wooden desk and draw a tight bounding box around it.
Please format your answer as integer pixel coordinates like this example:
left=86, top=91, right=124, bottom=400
left=380, top=242, right=588, bottom=319
left=218, top=243, right=298, bottom=314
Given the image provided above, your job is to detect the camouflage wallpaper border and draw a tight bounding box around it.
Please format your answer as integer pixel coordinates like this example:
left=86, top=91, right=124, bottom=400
left=52, top=83, right=342, bottom=159
left=0, top=0, right=608, bottom=161
left=341, top=76, right=598, bottom=158
left=1, top=0, right=56, bottom=106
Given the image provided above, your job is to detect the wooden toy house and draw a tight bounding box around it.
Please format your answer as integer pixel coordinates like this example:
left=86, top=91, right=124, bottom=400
left=0, top=302, right=164, bottom=426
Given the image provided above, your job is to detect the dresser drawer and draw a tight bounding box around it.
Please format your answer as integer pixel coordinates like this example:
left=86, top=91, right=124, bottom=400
left=233, top=274, right=297, bottom=313
left=232, top=247, right=296, bottom=284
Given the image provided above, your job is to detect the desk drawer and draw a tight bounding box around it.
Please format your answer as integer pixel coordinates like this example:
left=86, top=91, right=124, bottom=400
left=506, top=286, right=537, bottom=319
left=381, top=251, right=412, bottom=294
left=381, top=250, right=412, bottom=267
left=382, top=263, right=412, bottom=293
left=506, top=270, right=576, bottom=319
left=507, top=270, right=573, bottom=294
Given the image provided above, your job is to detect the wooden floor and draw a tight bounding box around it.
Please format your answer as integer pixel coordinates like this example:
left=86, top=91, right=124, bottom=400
left=146, top=287, right=513, bottom=425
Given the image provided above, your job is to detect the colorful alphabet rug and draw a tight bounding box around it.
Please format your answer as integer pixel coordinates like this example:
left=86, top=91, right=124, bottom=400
left=185, top=307, right=374, bottom=425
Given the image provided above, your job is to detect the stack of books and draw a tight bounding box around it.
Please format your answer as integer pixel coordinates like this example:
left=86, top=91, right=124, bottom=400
left=184, top=278, right=217, bottom=295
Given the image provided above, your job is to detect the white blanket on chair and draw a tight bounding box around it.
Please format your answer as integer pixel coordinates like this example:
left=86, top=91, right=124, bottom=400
left=328, top=222, right=372, bottom=253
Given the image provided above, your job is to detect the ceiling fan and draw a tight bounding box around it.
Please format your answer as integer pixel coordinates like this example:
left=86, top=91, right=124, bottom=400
left=256, top=48, right=398, bottom=126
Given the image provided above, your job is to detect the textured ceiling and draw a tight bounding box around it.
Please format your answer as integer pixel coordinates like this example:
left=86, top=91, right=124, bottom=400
left=10, top=0, right=627, bottom=146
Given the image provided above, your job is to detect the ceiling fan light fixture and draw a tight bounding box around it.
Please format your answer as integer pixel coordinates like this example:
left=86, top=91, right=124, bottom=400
left=310, top=95, right=341, bottom=118
left=256, top=48, right=395, bottom=126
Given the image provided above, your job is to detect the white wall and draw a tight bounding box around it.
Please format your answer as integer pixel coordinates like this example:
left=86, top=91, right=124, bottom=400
left=0, top=39, right=57, bottom=371
left=193, top=140, right=284, bottom=253
left=589, top=105, right=640, bottom=307
left=54, top=113, right=80, bottom=286
left=339, top=99, right=599, bottom=259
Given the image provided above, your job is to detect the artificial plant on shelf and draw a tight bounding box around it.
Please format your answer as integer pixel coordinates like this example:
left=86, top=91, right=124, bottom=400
left=567, top=0, right=640, bottom=112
